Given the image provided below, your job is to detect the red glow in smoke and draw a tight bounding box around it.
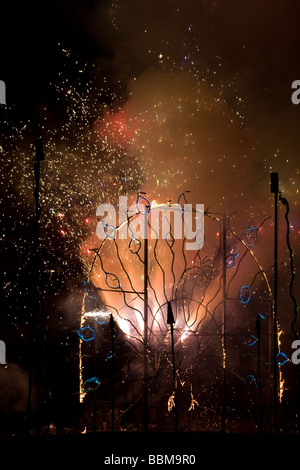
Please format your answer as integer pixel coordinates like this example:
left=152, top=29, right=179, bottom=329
left=95, top=110, right=132, bottom=146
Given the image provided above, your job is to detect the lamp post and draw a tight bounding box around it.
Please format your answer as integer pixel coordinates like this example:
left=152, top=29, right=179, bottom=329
left=109, top=314, right=115, bottom=432
left=167, top=301, right=178, bottom=432
left=256, top=313, right=263, bottom=433
left=221, top=216, right=228, bottom=432
left=28, top=139, right=44, bottom=428
left=143, top=200, right=149, bottom=432
left=271, top=172, right=279, bottom=434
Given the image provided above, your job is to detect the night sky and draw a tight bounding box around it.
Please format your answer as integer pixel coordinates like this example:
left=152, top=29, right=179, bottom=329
left=0, top=0, right=300, bottom=435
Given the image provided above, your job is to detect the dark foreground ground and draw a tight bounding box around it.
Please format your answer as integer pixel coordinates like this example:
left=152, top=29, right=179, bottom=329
left=0, top=431, right=299, bottom=467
